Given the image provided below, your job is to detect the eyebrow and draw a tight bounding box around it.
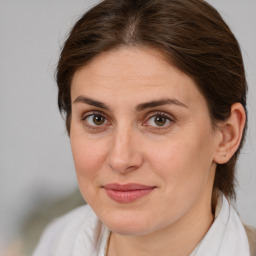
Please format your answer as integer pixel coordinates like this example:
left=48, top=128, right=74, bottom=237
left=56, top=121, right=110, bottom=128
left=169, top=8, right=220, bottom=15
left=73, top=96, right=110, bottom=110
left=73, top=96, right=188, bottom=111
left=136, top=98, right=188, bottom=111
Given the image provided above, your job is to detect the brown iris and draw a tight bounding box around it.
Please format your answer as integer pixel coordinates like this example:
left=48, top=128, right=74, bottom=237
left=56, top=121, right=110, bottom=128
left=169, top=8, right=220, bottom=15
left=93, top=115, right=105, bottom=125
left=154, top=115, right=167, bottom=126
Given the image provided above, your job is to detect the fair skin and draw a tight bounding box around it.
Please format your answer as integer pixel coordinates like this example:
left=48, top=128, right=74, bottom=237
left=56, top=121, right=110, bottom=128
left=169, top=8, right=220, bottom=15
left=70, top=47, right=246, bottom=256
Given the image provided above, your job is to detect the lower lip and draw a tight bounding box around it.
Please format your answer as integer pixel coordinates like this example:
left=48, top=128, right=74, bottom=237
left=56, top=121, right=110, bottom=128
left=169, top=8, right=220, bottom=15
left=104, top=188, right=155, bottom=203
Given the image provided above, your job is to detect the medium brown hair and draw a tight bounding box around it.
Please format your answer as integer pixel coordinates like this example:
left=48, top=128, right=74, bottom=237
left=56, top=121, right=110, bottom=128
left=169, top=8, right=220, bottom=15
left=57, top=0, right=247, bottom=200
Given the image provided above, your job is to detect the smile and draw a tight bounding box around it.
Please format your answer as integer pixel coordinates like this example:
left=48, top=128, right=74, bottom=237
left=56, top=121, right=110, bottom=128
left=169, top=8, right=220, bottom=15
left=103, top=183, right=156, bottom=203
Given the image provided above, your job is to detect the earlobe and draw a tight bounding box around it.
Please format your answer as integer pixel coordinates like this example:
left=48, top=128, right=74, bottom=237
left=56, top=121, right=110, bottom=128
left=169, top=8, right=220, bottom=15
left=214, top=103, right=246, bottom=164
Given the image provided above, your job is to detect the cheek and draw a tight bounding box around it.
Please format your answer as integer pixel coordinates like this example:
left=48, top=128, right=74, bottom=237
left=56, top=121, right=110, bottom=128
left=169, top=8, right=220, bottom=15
left=71, top=139, right=99, bottom=174
left=144, top=131, right=215, bottom=220
left=146, top=127, right=215, bottom=189
left=70, top=135, right=108, bottom=200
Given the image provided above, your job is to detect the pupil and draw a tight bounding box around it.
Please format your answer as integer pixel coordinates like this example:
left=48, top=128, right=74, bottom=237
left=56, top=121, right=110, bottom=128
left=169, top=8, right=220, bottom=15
left=155, top=116, right=166, bottom=126
left=93, top=115, right=104, bottom=125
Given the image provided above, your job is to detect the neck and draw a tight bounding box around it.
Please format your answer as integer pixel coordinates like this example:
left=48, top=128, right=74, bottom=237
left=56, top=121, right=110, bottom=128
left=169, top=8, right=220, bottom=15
left=107, top=193, right=214, bottom=256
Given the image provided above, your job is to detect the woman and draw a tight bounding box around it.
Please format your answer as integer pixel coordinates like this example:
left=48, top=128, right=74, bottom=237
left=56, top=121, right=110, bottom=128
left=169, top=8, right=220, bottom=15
left=33, top=0, right=255, bottom=255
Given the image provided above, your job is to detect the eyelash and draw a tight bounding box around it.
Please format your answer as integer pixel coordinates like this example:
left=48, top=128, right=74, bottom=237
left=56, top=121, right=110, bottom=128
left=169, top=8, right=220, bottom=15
left=81, top=111, right=110, bottom=129
left=143, top=111, right=174, bottom=130
left=80, top=111, right=174, bottom=130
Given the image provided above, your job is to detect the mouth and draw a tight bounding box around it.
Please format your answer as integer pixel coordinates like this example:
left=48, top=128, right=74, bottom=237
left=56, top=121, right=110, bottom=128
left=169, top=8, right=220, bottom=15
left=103, top=183, right=156, bottom=203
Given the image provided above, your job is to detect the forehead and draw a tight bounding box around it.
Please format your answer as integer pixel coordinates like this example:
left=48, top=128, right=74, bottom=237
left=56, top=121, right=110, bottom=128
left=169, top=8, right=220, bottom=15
left=71, top=47, right=205, bottom=108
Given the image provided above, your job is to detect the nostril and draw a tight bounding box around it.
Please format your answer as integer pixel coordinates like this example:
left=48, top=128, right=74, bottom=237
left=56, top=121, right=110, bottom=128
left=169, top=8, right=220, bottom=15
left=108, top=158, right=134, bottom=173
left=107, top=151, right=143, bottom=173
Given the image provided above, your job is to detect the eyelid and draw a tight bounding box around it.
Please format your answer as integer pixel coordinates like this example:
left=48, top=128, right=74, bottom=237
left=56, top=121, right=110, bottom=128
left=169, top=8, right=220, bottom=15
left=144, top=111, right=175, bottom=122
left=81, top=110, right=112, bottom=129
left=142, top=111, right=175, bottom=129
left=80, top=110, right=175, bottom=130
left=81, top=110, right=109, bottom=121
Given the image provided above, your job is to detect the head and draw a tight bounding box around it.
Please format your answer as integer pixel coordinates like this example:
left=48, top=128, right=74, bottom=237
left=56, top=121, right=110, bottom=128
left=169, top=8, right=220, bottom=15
left=57, top=0, right=247, bottom=231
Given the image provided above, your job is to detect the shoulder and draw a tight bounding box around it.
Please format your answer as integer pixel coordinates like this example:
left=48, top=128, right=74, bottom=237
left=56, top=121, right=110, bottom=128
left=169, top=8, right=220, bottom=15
left=244, top=224, right=256, bottom=256
left=32, top=204, right=99, bottom=256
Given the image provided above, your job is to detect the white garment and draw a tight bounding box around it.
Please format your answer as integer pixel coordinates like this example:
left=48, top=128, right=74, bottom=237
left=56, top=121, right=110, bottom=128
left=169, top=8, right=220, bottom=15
left=33, top=195, right=250, bottom=256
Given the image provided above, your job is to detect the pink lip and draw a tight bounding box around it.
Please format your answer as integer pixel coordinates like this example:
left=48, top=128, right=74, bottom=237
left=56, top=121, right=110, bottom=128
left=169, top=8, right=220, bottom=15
left=103, top=183, right=156, bottom=203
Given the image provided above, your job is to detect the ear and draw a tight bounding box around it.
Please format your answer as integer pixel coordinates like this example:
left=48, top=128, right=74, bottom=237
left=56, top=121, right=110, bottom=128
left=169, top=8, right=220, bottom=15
left=214, top=103, right=246, bottom=164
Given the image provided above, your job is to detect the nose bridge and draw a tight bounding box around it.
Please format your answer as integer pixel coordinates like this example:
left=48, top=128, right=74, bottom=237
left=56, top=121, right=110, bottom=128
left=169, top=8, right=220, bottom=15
left=107, top=123, right=143, bottom=173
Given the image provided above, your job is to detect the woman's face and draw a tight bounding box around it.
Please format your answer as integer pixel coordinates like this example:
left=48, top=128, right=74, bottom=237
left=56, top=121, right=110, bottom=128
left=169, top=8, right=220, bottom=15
left=70, top=47, right=220, bottom=235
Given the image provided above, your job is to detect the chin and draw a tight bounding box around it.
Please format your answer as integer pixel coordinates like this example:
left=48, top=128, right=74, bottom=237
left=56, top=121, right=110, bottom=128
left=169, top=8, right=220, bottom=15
left=108, top=223, right=151, bottom=236
left=101, top=210, right=157, bottom=236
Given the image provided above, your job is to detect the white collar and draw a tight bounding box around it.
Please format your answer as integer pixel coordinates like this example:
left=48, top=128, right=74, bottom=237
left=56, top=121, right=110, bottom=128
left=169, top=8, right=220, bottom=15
left=190, top=194, right=250, bottom=256
left=94, top=194, right=250, bottom=256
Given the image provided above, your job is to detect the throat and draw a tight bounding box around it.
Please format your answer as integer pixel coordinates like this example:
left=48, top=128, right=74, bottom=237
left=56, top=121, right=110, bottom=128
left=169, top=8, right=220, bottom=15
left=106, top=212, right=214, bottom=256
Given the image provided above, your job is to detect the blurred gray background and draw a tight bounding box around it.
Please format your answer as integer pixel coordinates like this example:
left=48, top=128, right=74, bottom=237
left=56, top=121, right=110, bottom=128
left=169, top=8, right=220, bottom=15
left=1, top=0, right=256, bottom=254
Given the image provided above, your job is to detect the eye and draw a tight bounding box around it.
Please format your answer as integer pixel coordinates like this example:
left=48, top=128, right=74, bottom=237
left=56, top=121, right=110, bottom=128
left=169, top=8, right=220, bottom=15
left=145, top=113, right=173, bottom=128
left=82, top=113, right=107, bottom=127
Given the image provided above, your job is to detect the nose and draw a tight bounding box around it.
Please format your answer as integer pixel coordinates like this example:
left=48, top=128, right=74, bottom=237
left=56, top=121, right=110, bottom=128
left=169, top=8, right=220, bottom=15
left=107, top=127, right=144, bottom=174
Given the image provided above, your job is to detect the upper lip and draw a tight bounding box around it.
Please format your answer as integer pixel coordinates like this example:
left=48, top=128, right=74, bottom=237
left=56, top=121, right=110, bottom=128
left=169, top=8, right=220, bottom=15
left=103, top=183, right=156, bottom=191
